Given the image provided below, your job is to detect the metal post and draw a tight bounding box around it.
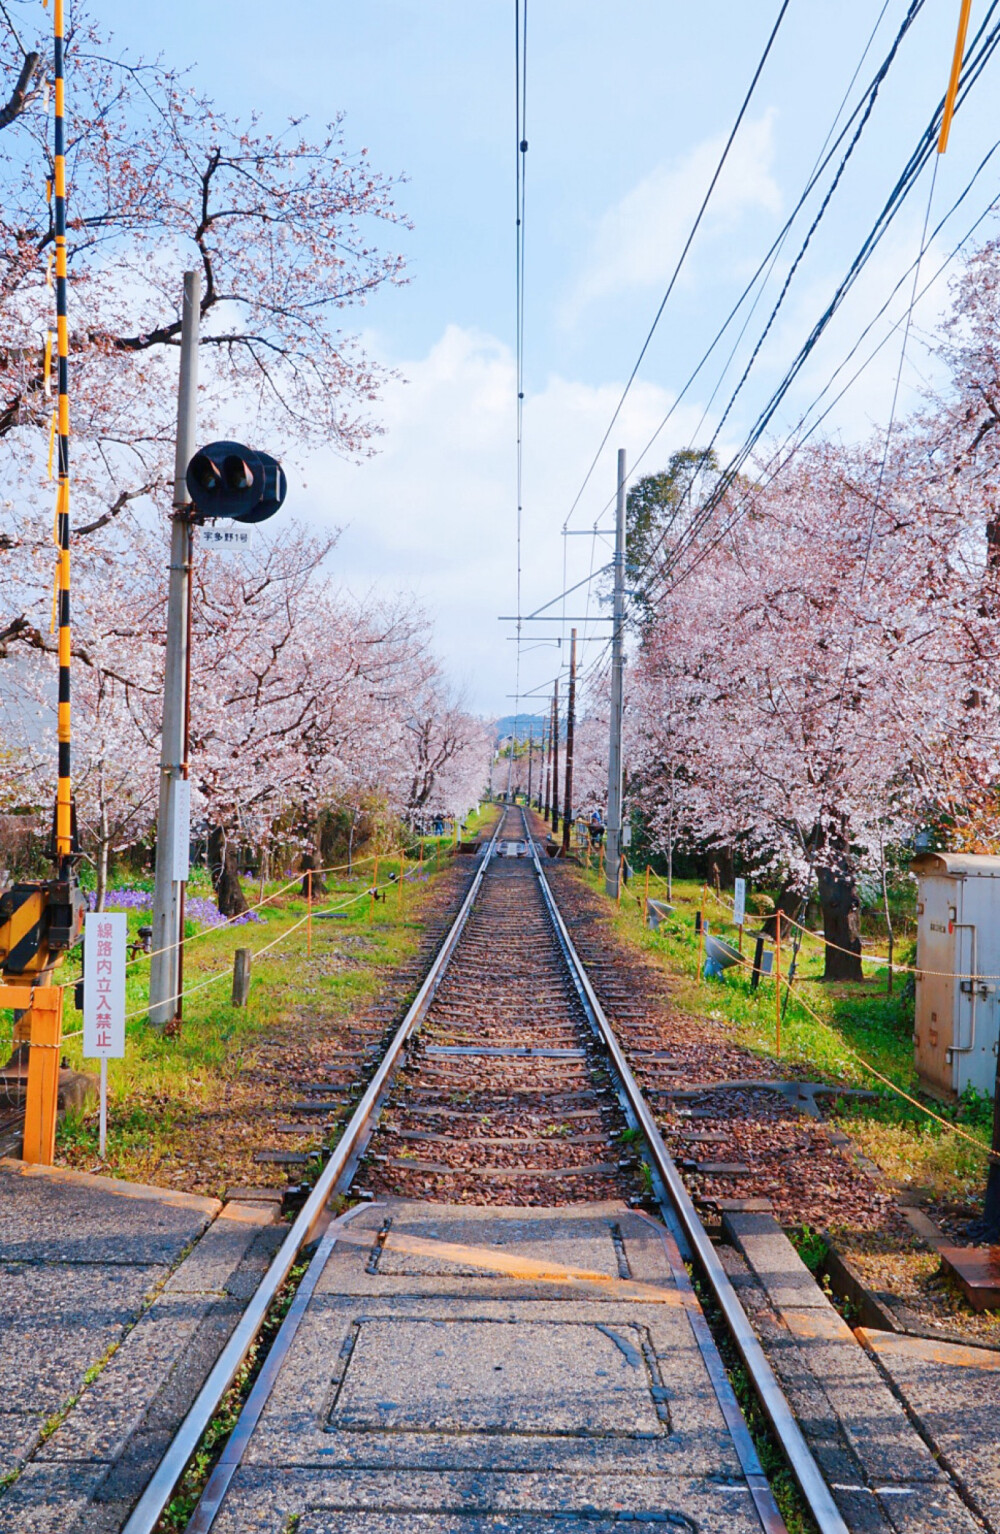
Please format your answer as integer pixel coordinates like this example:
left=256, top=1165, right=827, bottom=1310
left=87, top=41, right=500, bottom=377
left=561, top=628, right=577, bottom=855
left=982, top=1049, right=1000, bottom=1239
left=98, top=1057, right=108, bottom=1157
left=149, top=271, right=200, bottom=1028
left=551, top=680, right=560, bottom=840
left=605, top=448, right=626, bottom=898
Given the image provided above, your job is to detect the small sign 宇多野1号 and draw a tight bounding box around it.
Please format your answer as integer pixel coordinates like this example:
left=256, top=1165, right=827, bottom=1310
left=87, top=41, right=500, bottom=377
left=733, top=877, right=747, bottom=928
left=202, top=525, right=251, bottom=553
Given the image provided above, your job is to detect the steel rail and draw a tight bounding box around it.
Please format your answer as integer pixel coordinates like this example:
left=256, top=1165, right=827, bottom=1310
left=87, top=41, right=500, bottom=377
left=121, top=813, right=506, bottom=1534
left=527, top=826, right=851, bottom=1534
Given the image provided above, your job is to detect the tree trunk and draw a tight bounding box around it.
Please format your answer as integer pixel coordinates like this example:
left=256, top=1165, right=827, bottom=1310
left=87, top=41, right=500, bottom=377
left=879, top=830, right=894, bottom=997
left=96, top=837, right=109, bottom=912
left=760, top=879, right=800, bottom=939
left=208, top=825, right=249, bottom=917
left=300, top=849, right=328, bottom=897
left=95, top=765, right=109, bottom=911
left=816, top=845, right=864, bottom=982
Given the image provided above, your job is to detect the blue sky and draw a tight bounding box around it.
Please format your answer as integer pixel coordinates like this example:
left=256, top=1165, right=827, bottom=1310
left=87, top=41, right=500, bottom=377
left=94, top=1, right=1000, bottom=714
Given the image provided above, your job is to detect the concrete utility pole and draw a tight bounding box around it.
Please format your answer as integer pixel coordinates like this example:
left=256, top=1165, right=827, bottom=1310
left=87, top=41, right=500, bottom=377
left=526, top=732, right=533, bottom=808
left=149, top=270, right=200, bottom=1028
left=562, top=628, right=577, bottom=856
left=551, top=680, right=560, bottom=840
left=605, top=448, right=626, bottom=899
left=542, top=725, right=551, bottom=822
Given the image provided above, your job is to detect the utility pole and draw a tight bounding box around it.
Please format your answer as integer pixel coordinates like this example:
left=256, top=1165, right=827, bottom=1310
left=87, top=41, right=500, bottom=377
left=562, top=628, right=577, bottom=855
left=542, top=724, right=551, bottom=821
left=149, top=270, right=200, bottom=1029
left=551, top=680, right=560, bottom=840
left=526, top=732, right=533, bottom=808
left=605, top=447, right=626, bottom=899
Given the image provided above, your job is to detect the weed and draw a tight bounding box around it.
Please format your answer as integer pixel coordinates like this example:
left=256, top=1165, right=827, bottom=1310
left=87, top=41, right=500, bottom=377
left=156, top=1259, right=310, bottom=1532
left=690, top=1270, right=819, bottom=1534
left=788, top=1225, right=827, bottom=1274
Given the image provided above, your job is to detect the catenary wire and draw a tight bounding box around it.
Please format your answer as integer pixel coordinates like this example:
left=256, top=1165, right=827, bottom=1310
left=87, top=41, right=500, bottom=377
left=561, top=0, right=793, bottom=532
left=636, top=2, right=1000, bottom=608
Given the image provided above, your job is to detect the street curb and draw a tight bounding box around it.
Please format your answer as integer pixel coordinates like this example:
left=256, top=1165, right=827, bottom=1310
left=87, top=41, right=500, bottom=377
left=0, top=1156, right=221, bottom=1215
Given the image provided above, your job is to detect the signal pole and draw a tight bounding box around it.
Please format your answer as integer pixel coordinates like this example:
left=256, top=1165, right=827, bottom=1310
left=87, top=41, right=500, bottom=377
left=605, top=448, right=626, bottom=898
left=149, top=271, right=200, bottom=1029
left=551, top=680, right=560, bottom=840
left=562, top=628, right=577, bottom=855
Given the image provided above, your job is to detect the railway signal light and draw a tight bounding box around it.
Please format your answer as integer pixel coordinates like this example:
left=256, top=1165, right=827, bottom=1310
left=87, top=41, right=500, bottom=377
left=185, top=440, right=287, bottom=523
left=237, top=449, right=287, bottom=524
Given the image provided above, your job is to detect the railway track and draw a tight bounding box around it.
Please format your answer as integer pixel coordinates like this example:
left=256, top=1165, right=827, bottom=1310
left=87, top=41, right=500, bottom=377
left=360, top=821, right=637, bottom=1207
left=121, top=805, right=848, bottom=1534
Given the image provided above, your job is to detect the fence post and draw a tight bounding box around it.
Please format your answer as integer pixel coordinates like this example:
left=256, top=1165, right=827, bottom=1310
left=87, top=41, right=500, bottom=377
left=306, top=868, right=313, bottom=957
left=22, top=986, right=64, bottom=1165
left=775, top=910, right=782, bottom=1056
left=370, top=855, right=379, bottom=922
left=232, top=948, right=251, bottom=1007
left=643, top=864, right=650, bottom=927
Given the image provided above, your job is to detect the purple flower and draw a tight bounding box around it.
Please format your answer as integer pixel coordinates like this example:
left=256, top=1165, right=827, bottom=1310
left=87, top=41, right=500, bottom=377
left=88, top=886, right=263, bottom=928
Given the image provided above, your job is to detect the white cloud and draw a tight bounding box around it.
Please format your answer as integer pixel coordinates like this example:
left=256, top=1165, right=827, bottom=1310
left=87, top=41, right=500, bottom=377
left=564, top=112, right=782, bottom=322
left=297, top=324, right=709, bottom=714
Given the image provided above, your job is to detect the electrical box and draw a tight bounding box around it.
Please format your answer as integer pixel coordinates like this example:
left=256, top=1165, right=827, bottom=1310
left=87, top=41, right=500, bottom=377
left=912, top=852, right=1000, bottom=1099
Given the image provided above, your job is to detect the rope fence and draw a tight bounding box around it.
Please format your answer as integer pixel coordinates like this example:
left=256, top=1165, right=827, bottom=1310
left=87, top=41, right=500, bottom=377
left=119, top=862, right=423, bottom=1023
left=45, top=836, right=460, bottom=991
left=609, top=866, right=997, bottom=1162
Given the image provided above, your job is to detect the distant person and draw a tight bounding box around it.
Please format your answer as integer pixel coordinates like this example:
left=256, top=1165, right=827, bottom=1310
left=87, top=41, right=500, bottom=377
left=588, top=810, right=605, bottom=849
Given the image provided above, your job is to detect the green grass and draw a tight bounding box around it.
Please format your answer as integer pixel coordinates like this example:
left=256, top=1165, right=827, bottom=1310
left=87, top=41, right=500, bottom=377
left=0, top=823, right=490, bottom=1192
left=574, top=862, right=992, bottom=1205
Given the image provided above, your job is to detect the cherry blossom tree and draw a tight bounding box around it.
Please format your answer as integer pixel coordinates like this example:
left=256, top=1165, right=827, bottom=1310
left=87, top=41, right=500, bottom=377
left=0, top=1, right=408, bottom=757
left=626, top=420, right=1000, bottom=979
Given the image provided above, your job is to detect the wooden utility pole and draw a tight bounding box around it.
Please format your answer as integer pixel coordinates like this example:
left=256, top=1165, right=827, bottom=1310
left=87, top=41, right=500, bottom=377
left=551, top=681, right=560, bottom=839
left=561, top=629, right=577, bottom=855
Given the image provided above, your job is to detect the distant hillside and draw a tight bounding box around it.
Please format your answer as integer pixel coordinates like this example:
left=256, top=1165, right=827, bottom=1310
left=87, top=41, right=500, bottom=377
left=493, top=713, right=547, bottom=743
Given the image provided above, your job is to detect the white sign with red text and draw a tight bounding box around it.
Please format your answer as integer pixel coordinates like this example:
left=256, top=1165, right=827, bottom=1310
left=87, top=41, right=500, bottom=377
left=83, top=912, right=127, bottom=1058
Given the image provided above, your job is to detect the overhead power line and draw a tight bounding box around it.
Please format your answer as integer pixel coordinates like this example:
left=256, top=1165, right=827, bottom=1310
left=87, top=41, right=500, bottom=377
left=567, top=0, right=929, bottom=546
left=562, top=0, right=793, bottom=530
left=508, top=0, right=529, bottom=774
left=638, top=0, right=1000, bottom=607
